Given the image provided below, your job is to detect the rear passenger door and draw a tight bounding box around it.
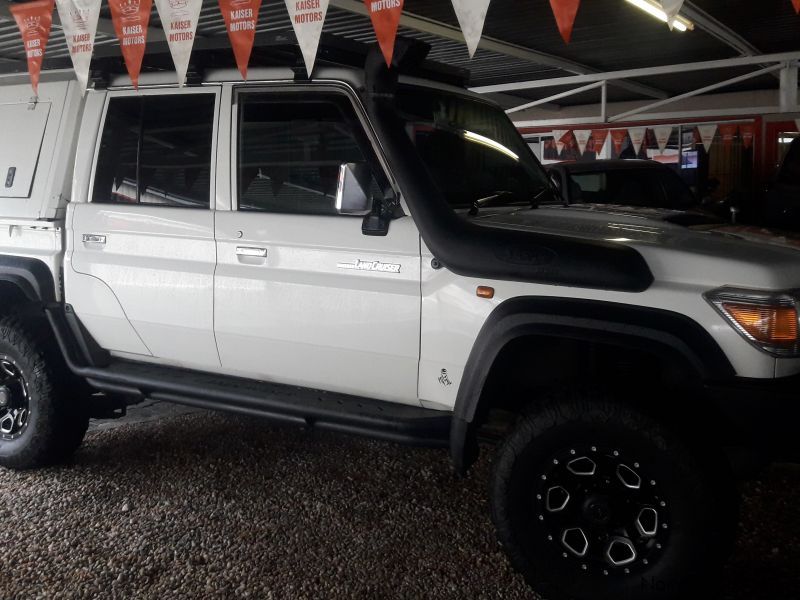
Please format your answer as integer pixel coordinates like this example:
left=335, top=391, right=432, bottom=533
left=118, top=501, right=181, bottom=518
left=68, top=89, right=221, bottom=370
left=214, top=88, right=421, bottom=405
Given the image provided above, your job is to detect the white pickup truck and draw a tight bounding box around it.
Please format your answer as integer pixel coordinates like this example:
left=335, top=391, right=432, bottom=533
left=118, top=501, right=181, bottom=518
left=1, top=47, right=798, bottom=600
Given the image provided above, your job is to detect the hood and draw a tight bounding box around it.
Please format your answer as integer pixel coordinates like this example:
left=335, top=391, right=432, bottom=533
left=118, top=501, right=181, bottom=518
left=476, top=206, right=800, bottom=290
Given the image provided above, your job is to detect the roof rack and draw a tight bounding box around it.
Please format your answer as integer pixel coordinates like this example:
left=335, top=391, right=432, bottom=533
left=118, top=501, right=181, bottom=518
left=0, top=33, right=469, bottom=88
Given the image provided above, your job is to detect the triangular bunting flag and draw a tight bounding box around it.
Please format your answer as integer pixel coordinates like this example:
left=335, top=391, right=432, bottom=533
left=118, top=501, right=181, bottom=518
left=573, top=130, right=591, bottom=155
left=740, top=123, right=754, bottom=149
left=108, top=0, right=153, bottom=89
left=661, top=0, right=685, bottom=30
left=552, top=129, right=568, bottom=155
left=718, top=124, right=738, bottom=149
left=653, top=126, right=673, bottom=153
left=610, top=130, right=627, bottom=155
left=55, top=0, right=101, bottom=95
left=548, top=0, right=581, bottom=44
left=286, top=0, right=329, bottom=76
left=365, top=0, right=404, bottom=67
left=219, top=0, right=262, bottom=80
left=10, top=0, right=55, bottom=95
left=154, top=0, right=203, bottom=86
left=629, top=127, right=646, bottom=156
left=697, top=124, right=718, bottom=153
left=451, top=0, right=491, bottom=58
left=591, top=129, right=608, bottom=155
left=793, top=0, right=799, bottom=14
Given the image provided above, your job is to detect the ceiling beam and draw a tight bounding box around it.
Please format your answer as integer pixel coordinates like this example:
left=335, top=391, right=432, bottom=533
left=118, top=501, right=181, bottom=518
left=329, top=0, right=668, bottom=100
left=471, top=51, right=800, bottom=95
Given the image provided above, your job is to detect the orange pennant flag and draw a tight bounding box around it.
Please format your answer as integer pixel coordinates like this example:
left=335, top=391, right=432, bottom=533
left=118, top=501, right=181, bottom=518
left=740, top=123, right=755, bottom=150
left=793, top=0, right=800, bottom=14
left=219, top=0, right=262, bottom=80
left=364, top=0, right=404, bottom=66
left=718, top=123, right=738, bottom=149
left=591, top=129, right=609, bottom=154
left=108, top=0, right=153, bottom=89
left=549, top=0, right=581, bottom=44
left=10, top=0, right=55, bottom=95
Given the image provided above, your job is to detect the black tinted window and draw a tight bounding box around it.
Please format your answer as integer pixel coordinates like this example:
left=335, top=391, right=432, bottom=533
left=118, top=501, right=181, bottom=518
left=238, top=95, right=379, bottom=215
left=92, top=94, right=215, bottom=208
left=569, top=169, right=667, bottom=208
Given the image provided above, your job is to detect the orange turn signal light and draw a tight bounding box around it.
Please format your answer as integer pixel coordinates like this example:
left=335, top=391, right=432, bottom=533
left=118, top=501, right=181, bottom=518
left=722, top=302, right=798, bottom=345
left=477, top=286, right=495, bottom=299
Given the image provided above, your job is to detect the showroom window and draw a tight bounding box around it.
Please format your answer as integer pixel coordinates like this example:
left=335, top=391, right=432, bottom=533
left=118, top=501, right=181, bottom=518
left=92, top=94, right=215, bottom=208
left=237, top=94, right=382, bottom=215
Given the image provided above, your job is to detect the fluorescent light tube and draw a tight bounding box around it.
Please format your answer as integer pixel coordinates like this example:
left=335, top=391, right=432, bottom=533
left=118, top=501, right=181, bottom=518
left=624, top=0, right=694, bottom=32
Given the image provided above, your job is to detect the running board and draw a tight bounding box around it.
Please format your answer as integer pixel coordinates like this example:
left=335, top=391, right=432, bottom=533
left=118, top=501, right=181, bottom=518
left=46, top=307, right=450, bottom=447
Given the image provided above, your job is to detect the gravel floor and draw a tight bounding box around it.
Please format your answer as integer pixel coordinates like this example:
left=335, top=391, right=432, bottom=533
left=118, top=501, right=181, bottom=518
left=1, top=408, right=798, bottom=599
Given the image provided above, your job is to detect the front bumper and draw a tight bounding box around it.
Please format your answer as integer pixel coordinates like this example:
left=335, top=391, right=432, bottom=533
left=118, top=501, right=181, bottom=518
left=706, top=373, right=800, bottom=462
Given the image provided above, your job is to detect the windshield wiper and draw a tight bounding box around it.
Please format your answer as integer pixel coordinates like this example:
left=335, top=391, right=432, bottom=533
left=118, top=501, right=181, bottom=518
left=468, top=190, right=517, bottom=216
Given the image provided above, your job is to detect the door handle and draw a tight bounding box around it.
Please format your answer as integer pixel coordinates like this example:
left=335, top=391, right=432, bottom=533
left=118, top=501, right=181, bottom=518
left=82, top=234, right=106, bottom=244
left=236, top=246, right=267, bottom=258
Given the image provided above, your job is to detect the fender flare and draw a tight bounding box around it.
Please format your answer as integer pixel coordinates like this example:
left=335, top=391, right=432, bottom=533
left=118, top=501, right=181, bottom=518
left=450, top=297, right=735, bottom=474
left=0, top=255, right=57, bottom=303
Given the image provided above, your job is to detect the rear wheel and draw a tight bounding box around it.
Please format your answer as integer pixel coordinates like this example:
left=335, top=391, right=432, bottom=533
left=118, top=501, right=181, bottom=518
left=490, top=390, right=736, bottom=600
left=0, top=316, right=89, bottom=470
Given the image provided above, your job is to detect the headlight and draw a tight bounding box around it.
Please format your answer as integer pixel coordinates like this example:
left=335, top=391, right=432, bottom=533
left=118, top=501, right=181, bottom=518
left=705, top=287, right=800, bottom=357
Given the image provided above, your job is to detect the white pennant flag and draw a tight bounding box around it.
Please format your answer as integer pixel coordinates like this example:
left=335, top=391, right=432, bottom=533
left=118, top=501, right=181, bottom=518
left=154, top=0, right=203, bottom=86
left=552, top=129, right=568, bottom=155
left=573, top=130, right=591, bottom=155
left=653, top=126, right=673, bottom=153
left=451, top=0, right=491, bottom=58
left=286, top=0, right=329, bottom=76
left=697, top=124, right=717, bottom=153
left=661, top=0, right=685, bottom=30
left=629, top=127, right=646, bottom=156
left=55, top=0, right=101, bottom=94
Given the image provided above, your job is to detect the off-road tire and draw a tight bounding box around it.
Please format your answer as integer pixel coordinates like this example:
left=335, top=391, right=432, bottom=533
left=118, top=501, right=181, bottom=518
left=490, top=389, right=737, bottom=600
left=0, top=315, right=89, bottom=469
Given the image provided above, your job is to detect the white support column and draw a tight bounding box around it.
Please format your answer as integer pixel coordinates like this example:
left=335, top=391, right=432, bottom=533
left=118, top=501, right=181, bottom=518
left=600, top=81, right=608, bottom=123
left=779, top=63, right=798, bottom=112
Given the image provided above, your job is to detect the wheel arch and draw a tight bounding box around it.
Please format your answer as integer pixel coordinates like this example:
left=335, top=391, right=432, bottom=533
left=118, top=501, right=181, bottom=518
left=0, top=255, right=57, bottom=308
left=450, top=297, right=735, bottom=475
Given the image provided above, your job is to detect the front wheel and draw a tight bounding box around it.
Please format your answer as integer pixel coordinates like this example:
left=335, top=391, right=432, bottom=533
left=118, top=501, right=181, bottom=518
left=490, top=391, right=736, bottom=600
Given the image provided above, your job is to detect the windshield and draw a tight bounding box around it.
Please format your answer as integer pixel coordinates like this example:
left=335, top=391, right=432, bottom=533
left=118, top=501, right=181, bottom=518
left=566, top=167, right=697, bottom=210
left=394, top=85, right=554, bottom=210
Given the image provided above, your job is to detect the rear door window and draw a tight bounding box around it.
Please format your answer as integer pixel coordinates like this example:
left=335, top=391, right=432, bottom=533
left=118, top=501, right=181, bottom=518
left=92, top=94, right=215, bottom=208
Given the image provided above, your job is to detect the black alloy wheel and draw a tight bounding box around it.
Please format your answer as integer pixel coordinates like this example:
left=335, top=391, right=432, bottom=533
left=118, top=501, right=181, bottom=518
left=490, top=390, right=736, bottom=600
left=0, top=356, right=31, bottom=440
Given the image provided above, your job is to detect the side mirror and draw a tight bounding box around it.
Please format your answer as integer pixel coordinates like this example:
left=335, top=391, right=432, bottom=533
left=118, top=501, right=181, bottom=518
left=335, top=163, right=373, bottom=215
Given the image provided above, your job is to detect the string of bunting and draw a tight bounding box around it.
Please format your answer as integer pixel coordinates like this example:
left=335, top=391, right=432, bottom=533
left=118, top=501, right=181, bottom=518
left=8, top=0, right=800, bottom=94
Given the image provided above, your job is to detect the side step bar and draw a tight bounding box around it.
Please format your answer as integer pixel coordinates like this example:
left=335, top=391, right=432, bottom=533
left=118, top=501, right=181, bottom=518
left=46, top=306, right=451, bottom=448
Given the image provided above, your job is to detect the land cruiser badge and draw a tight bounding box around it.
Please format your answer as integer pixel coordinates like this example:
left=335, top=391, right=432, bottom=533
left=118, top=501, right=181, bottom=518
left=337, top=259, right=401, bottom=273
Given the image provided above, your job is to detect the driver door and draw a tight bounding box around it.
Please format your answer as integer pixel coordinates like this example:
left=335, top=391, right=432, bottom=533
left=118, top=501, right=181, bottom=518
left=214, top=88, right=421, bottom=405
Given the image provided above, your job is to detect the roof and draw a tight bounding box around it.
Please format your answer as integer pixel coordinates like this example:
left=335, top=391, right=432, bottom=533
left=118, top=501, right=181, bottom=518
left=0, top=0, right=797, bottom=108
